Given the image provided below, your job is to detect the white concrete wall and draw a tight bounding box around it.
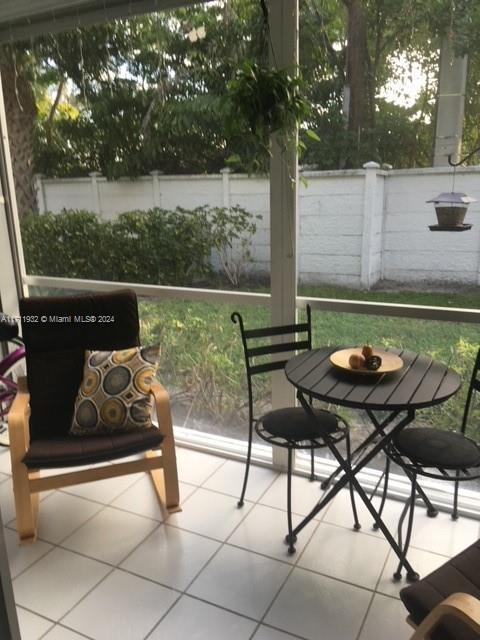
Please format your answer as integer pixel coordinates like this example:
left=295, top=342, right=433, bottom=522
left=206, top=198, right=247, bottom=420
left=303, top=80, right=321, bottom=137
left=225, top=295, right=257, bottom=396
left=36, top=164, right=480, bottom=288
left=298, top=170, right=365, bottom=287
left=383, top=167, right=480, bottom=285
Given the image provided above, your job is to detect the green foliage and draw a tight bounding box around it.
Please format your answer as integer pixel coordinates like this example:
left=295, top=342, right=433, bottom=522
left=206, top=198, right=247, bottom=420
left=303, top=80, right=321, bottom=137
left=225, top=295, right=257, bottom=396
left=20, top=210, right=114, bottom=279
left=224, top=61, right=311, bottom=172
left=138, top=288, right=480, bottom=439
left=21, top=206, right=257, bottom=286
left=11, top=0, right=480, bottom=177
left=208, top=205, right=261, bottom=287
left=140, top=300, right=255, bottom=421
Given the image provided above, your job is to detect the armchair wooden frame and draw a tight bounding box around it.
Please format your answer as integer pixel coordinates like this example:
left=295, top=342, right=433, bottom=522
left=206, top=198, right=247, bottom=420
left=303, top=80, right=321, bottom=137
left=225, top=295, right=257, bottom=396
left=8, top=377, right=180, bottom=544
left=407, top=592, right=480, bottom=639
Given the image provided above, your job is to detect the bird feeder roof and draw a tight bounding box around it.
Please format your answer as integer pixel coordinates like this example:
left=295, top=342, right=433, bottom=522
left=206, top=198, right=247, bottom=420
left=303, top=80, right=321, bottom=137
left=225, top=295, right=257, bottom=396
left=426, top=192, right=477, bottom=204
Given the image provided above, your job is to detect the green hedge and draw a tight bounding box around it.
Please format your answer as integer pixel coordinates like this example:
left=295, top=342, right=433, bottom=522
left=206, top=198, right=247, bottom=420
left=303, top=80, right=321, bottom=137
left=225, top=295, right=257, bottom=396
left=21, top=206, right=257, bottom=286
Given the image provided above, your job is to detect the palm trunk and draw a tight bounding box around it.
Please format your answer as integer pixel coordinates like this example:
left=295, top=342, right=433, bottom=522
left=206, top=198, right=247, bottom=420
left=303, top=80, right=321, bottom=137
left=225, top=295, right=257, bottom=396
left=0, top=49, right=37, bottom=218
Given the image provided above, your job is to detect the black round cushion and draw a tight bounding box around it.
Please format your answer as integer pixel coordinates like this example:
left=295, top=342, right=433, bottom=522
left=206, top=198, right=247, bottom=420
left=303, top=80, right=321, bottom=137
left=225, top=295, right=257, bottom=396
left=258, top=407, right=340, bottom=442
left=393, top=427, right=480, bottom=469
left=0, top=313, right=18, bottom=341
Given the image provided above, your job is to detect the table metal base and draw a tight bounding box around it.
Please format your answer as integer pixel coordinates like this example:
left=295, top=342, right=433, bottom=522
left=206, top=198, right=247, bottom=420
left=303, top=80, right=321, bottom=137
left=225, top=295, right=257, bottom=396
left=293, top=392, right=420, bottom=580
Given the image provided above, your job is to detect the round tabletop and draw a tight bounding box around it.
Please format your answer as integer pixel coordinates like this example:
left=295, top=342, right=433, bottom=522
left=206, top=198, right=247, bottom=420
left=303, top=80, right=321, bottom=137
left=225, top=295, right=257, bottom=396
left=285, top=346, right=462, bottom=411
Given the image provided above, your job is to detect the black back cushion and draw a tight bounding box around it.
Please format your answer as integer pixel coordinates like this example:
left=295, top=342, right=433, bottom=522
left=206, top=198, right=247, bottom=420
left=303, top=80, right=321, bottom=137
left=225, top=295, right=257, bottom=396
left=20, top=289, right=140, bottom=440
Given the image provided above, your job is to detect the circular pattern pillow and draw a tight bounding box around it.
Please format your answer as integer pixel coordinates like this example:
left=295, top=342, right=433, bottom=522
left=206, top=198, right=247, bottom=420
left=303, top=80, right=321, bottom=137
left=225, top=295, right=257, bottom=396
left=70, top=345, right=160, bottom=436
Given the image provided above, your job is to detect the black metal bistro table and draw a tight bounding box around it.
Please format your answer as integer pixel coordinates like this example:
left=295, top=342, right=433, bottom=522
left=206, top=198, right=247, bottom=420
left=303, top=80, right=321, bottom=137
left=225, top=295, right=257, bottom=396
left=285, top=346, right=461, bottom=580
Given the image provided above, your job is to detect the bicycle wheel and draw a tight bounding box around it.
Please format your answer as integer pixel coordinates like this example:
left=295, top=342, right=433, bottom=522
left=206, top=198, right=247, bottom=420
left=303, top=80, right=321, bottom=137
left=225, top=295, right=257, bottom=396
left=0, top=346, right=26, bottom=446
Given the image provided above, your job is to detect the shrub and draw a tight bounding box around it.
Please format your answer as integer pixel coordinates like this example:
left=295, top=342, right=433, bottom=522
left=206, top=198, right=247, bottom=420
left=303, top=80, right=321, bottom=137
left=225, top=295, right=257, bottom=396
left=21, top=210, right=114, bottom=280
left=21, top=205, right=258, bottom=286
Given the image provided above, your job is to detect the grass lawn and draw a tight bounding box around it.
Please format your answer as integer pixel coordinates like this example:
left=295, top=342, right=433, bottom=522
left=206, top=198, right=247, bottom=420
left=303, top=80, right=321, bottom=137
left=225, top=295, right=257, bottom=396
left=139, top=283, right=480, bottom=441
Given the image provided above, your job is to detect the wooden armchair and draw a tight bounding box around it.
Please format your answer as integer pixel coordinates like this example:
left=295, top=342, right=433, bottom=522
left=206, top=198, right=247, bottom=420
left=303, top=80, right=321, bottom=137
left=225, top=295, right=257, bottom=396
left=8, top=289, right=180, bottom=543
left=401, top=537, right=480, bottom=640
left=407, top=593, right=480, bottom=639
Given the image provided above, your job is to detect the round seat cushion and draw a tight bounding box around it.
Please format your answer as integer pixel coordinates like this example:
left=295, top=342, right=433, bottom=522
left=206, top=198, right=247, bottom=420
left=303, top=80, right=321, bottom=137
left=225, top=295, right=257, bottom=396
left=393, top=427, right=480, bottom=469
left=257, top=407, right=341, bottom=443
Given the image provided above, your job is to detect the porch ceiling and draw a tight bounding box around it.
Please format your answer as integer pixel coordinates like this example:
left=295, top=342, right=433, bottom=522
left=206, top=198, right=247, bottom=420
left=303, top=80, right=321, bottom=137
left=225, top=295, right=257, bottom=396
left=0, top=0, right=204, bottom=44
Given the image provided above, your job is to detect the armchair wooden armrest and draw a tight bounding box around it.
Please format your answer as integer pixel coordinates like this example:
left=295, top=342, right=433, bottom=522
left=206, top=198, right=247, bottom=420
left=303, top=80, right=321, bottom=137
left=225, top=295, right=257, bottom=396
left=150, top=379, right=173, bottom=439
left=7, top=377, right=31, bottom=457
left=410, top=593, right=480, bottom=639
left=7, top=377, right=38, bottom=543
left=148, top=379, right=180, bottom=513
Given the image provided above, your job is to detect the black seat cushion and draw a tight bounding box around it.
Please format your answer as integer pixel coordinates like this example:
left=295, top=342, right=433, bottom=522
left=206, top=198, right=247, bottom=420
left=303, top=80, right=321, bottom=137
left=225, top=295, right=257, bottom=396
left=393, top=427, right=480, bottom=469
left=0, top=313, right=19, bottom=341
left=20, top=290, right=140, bottom=440
left=400, top=539, right=480, bottom=640
left=258, top=407, right=340, bottom=443
left=23, top=427, right=163, bottom=468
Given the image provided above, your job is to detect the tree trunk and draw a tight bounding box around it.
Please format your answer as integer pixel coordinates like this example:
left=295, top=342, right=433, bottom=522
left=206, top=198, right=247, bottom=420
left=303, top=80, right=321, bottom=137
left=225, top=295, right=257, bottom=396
left=344, top=0, right=368, bottom=164
left=0, top=50, right=37, bottom=218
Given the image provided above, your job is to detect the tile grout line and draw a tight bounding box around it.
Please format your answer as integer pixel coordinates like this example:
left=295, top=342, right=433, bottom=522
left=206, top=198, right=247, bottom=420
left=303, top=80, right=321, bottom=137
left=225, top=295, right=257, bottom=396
left=16, top=604, right=56, bottom=639
left=5, top=448, right=480, bottom=640
left=8, top=453, right=246, bottom=632
left=248, top=512, right=325, bottom=640
left=38, top=620, right=94, bottom=640
left=141, top=453, right=266, bottom=639
left=143, top=459, right=300, bottom=639
left=8, top=466, right=386, bottom=637
left=9, top=500, right=114, bottom=583
left=142, top=513, right=256, bottom=638
left=354, top=540, right=397, bottom=640
left=7, top=452, right=217, bottom=633
left=246, top=467, right=345, bottom=639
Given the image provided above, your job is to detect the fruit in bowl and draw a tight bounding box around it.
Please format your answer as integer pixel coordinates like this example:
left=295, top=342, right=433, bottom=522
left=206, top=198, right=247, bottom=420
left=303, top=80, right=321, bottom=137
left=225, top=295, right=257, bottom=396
left=349, top=353, right=365, bottom=369
left=349, top=346, right=382, bottom=371
left=362, top=344, right=373, bottom=359
left=365, top=355, right=382, bottom=370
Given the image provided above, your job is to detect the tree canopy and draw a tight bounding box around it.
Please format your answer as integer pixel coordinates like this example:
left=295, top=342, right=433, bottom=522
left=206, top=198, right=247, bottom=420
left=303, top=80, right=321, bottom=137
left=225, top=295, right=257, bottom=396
left=1, top=0, right=479, bottom=215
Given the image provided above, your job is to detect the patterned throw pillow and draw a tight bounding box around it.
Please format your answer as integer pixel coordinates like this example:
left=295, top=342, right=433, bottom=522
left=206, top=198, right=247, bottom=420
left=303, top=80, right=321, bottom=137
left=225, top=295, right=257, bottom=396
left=70, top=345, right=160, bottom=436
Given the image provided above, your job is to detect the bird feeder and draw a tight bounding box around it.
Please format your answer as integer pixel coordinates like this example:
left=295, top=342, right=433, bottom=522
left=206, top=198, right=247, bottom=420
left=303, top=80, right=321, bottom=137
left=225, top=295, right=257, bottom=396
left=427, top=192, right=476, bottom=231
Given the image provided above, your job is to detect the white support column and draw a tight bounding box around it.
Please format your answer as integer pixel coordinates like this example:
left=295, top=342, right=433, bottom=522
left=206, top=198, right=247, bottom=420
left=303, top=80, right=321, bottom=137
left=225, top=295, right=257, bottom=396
left=360, top=161, right=380, bottom=289
left=268, top=0, right=299, bottom=469
left=150, top=170, right=163, bottom=208
left=89, top=171, right=102, bottom=214
left=220, top=167, right=231, bottom=208
left=433, top=38, right=468, bottom=166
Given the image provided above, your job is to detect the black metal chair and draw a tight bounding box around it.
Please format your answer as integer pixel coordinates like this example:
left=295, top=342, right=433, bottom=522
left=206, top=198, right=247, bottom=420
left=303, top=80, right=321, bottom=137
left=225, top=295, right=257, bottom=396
left=232, top=306, right=359, bottom=554
left=386, top=348, right=480, bottom=581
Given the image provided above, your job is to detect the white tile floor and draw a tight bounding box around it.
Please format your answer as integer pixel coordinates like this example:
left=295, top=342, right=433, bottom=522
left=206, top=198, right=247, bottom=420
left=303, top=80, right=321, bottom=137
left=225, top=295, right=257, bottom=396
left=1, top=445, right=479, bottom=640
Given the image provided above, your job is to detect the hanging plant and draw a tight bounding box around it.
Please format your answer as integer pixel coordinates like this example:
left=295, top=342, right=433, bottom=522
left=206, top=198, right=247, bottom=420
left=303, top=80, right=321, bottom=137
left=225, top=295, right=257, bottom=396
left=227, top=60, right=309, bottom=142
left=223, top=0, right=319, bottom=175
left=224, top=60, right=318, bottom=174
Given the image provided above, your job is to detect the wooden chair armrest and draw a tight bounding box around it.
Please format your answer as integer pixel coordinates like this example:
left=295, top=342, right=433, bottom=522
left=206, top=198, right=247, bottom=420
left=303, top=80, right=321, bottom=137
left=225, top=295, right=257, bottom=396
left=7, top=381, right=31, bottom=458
left=410, top=593, right=480, bottom=639
left=150, top=379, right=173, bottom=439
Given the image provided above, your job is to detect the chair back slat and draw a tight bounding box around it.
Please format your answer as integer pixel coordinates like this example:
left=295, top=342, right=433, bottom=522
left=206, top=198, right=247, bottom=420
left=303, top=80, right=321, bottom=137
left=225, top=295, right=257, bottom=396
left=247, top=340, right=310, bottom=359
left=242, top=322, right=309, bottom=340
left=232, top=306, right=312, bottom=428
left=231, top=306, right=312, bottom=423
left=249, top=360, right=289, bottom=376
